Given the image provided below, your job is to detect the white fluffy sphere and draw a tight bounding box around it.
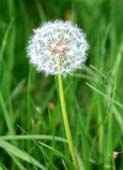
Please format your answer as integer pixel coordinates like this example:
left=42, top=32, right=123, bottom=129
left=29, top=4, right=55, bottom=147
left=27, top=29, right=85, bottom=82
left=27, top=20, right=89, bottom=76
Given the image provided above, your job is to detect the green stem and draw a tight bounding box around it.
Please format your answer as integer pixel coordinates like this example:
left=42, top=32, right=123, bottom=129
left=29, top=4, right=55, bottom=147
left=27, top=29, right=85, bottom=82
left=57, top=74, right=80, bottom=170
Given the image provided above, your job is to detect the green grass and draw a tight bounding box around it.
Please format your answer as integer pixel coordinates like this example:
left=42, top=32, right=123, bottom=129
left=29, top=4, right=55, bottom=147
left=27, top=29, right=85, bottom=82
left=0, top=0, right=123, bottom=169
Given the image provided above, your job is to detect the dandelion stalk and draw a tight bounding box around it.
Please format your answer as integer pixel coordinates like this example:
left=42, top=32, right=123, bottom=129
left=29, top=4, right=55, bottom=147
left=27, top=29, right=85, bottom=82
left=57, top=73, right=80, bottom=170
left=56, top=57, right=80, bottom=169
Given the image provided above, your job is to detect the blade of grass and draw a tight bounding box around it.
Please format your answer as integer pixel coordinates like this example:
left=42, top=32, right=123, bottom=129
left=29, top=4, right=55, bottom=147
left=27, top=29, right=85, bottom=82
left=0, top=92, right=15, bottom=134
left=7, top=79, right=26, bottom=102
left=8, top=153, right=27, bottom=170
left=0, top=135, right=67, bottom=143
left=86, top=82, right=123, bottom=109
left=0, top=140, right=46, bottom=170
left=39, top=141, right=72, bottom=166
left=34, top=0, right=46, bottom=21
left=0, top=19, right=14, bottom=64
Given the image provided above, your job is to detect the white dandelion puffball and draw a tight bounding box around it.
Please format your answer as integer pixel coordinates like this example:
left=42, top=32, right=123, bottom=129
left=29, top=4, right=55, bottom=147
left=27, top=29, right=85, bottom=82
left=27, top=20, right=89, bottom=76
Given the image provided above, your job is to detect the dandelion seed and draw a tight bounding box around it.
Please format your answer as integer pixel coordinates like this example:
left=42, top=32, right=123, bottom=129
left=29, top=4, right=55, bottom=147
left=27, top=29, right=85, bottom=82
left=27, top=20, right=89, bottom=76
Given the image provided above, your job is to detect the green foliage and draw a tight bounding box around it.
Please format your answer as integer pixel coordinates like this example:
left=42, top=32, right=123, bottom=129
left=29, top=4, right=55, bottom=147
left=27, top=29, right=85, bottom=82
left=0, top=0, right=123, bottom=169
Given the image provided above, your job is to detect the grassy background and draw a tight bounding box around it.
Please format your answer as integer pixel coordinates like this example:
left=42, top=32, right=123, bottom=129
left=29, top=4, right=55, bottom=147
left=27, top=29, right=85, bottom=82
left=0, top=0, right=123, bottom=169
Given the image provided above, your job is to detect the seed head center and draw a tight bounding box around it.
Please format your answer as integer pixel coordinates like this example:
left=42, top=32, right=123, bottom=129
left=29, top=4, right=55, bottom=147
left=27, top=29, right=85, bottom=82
left=50, top=41, right=67, bottom=57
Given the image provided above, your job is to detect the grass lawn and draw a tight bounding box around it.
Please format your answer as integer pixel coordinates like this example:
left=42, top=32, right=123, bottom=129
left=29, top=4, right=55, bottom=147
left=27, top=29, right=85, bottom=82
left=0, top=0, right=123, bottom=169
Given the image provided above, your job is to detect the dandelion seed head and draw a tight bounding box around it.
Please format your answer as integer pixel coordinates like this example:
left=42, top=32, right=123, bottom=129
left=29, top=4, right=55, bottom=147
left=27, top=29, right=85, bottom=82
left=27, top=20, right=89, bottom=75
